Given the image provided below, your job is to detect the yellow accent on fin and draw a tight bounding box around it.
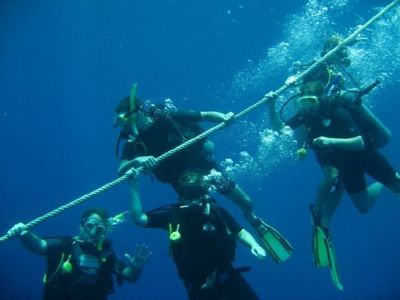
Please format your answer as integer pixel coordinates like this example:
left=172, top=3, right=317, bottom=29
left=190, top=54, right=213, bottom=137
left=312, top=224, right=344, bottom=290
left=312, top=225, right=330, bottom=268
left=256, top=221, right=293, bottom=263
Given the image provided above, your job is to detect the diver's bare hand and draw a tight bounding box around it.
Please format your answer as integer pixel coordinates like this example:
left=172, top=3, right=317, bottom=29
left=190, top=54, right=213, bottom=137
left=223, top=112, right=235, bottom=125
left=125, top=244, right=152, bottom=269
left=132, top=156, right=158, bottom=171
left=7, top=223, right=29, bottom=238
left=251, top=245, right=267, bottom=261
left=313, top=136, right=334, bottom=148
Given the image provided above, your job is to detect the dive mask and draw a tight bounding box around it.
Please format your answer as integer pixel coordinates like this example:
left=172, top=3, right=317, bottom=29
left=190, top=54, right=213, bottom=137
left=83, top=219, right=108, bottom=236
left=296, top=95, right=319, bottom=109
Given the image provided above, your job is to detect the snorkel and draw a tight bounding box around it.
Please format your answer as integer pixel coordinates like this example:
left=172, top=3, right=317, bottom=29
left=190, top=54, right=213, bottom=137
left=129, top=83, right=139, bottom=137
left=114, top=83, right=140, bottom=157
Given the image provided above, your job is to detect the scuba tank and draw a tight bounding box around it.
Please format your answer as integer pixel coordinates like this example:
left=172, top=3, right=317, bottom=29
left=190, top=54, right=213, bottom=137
left=340, top=79, right=391, bottom=148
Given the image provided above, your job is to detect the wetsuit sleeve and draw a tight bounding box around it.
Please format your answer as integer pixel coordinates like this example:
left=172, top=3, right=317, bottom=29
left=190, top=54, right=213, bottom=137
left=285, top=113, right=305, bottom=129
left=44, top=237, right=68, bottom=256
left=333, top=107, right=361, bottom=137
left=145, top=206, right=171, bottom=230
left=111, top=250, right=129, bottom=286
left=170, top=109, right=202, bottom=123
left=121, top=141, right=138, bottom=161
left=218, top=207, right=243, bottom=236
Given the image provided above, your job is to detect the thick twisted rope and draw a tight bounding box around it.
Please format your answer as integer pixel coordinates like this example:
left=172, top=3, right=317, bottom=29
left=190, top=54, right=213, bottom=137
left=1, top=0, right=398, bottom=244
left=0, top=170, right=139, bottom=242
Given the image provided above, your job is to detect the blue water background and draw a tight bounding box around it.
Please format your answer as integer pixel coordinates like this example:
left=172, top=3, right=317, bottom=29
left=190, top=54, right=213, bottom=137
left=1, top=0, right=399, bottom=299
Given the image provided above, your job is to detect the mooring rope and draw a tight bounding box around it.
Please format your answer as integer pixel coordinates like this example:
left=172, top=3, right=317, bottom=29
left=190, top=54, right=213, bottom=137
left=1, top=0, right=398, bottom=243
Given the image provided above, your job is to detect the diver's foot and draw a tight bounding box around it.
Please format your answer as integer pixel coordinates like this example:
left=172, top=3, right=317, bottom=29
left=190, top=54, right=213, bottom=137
left=244, top=211, right=260, bottom=227
left=310, top=204, right=331, bottom=236
left=309, top=204, right=321, bottom=226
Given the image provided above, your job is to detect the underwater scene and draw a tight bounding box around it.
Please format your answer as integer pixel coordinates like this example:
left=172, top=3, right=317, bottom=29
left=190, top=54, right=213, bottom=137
left=1, top=0, right=400, bottom=299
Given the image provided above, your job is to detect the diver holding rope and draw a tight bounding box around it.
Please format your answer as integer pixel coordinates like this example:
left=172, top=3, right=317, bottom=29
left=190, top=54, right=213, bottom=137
left=267, top=35, right=400, bottom=290
left=114, top=87, right=293, bottom=264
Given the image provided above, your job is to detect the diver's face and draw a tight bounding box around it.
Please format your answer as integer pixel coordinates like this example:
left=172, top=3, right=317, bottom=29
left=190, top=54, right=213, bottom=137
left=79, top=214, right=108, bottom=244
left=297, top=96, right=320, bottom=115
left=136, top=112, right=154, bottom=131
left=113, top=112, right=130, bottom=128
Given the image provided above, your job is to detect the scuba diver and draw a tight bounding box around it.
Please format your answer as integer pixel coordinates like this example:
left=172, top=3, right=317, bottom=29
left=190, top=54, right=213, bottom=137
left=288, top=35, right=392, bottom=150
left=128, top=165, right=266, bottom=300
left=7, top=208, right=151, bottom=300
left=267, top=36, right=400, bottom=290
left=114, top=85, right=293, bottom=264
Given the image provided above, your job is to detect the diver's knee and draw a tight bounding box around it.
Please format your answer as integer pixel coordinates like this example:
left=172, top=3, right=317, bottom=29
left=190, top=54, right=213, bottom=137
left=357, top=206, right=370, bottom=214
left=387, top=173, right=400, bottom=194
left=353, top=201, right=370, bottom=214
left=131, top=214, right=148, bottom=227
left=349, top=191, right=370, bottom=214
left=237, top=193, right=253, bottom=212
left=202, top=140, right=215, bottom=156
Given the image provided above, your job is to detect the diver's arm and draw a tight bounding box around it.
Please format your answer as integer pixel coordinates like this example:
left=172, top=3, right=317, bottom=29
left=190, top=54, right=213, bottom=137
left=267, top=97, right=285, bottom=131
left=237, top=229, right=266, bottom=261
left=118, top=159, right=133, bottom=176
left=200, top=111, right=234, bottom=123
left=121, top=263, right=142, bottom=283
left=128, top=178, right=149, bottom=227
left=7, top=223, right=48, bottom=254
left=118, top=156, right=158, bottom=176
left=313, top=135, right=365, bottom=151
left=224, top=184, right=253, bottom=214
left=21, top=231, right=48, bottom=255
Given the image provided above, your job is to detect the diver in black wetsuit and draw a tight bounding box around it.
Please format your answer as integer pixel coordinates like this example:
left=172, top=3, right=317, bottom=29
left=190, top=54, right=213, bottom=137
left=269, top=35, right=396, bottom=228
left=114, top=96, right=254, bottom=216
left=129, top=169, right=266, bottom=300
left=7, top=208, right=151, bottom=300
left=114, top=93, right=293, bottom=264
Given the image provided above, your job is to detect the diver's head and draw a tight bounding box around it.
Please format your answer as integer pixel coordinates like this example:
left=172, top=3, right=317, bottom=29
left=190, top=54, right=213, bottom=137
left=114, top=96, right=154, bottom=132
left=114, top=96, right=136, bottom=129
left=79, top=208, right=109, bottom=245
left=296, top=94, right=320, bottom=115
left=176, top=171, right=210, bottom=202
left=297, top=81, right=324, bottom=115
left=321, top=35, right=351, bottom=67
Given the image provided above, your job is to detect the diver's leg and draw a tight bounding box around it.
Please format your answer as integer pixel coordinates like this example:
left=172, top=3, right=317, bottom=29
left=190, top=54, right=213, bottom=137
left=313, top=165, right=341, bottom=227
left=224, top=184, right=253, bottom=215
left=349, top=182, right=384, bottom=214
left=320, top=181, right=345, bottom=227
left=223, top=272, right=260, bottom=300
left=384, top=173, right=400, bottom=195
left=363, top=149, right=400, bottom=195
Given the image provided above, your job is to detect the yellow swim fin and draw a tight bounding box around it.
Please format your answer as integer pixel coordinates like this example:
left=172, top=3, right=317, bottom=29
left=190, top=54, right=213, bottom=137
left=325, top=232, right=343, bottom=291
left=311, top=223, right=343, bottom=290
left=310, top=205, right=343, bottom=290
left=253, top=218, right=293, bottom=263
left=312, top=223, right=330, bottom=268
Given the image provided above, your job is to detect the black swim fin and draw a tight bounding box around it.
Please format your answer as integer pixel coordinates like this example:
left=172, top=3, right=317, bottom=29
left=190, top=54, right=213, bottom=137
left=252, top=218, right=293, bottom=263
